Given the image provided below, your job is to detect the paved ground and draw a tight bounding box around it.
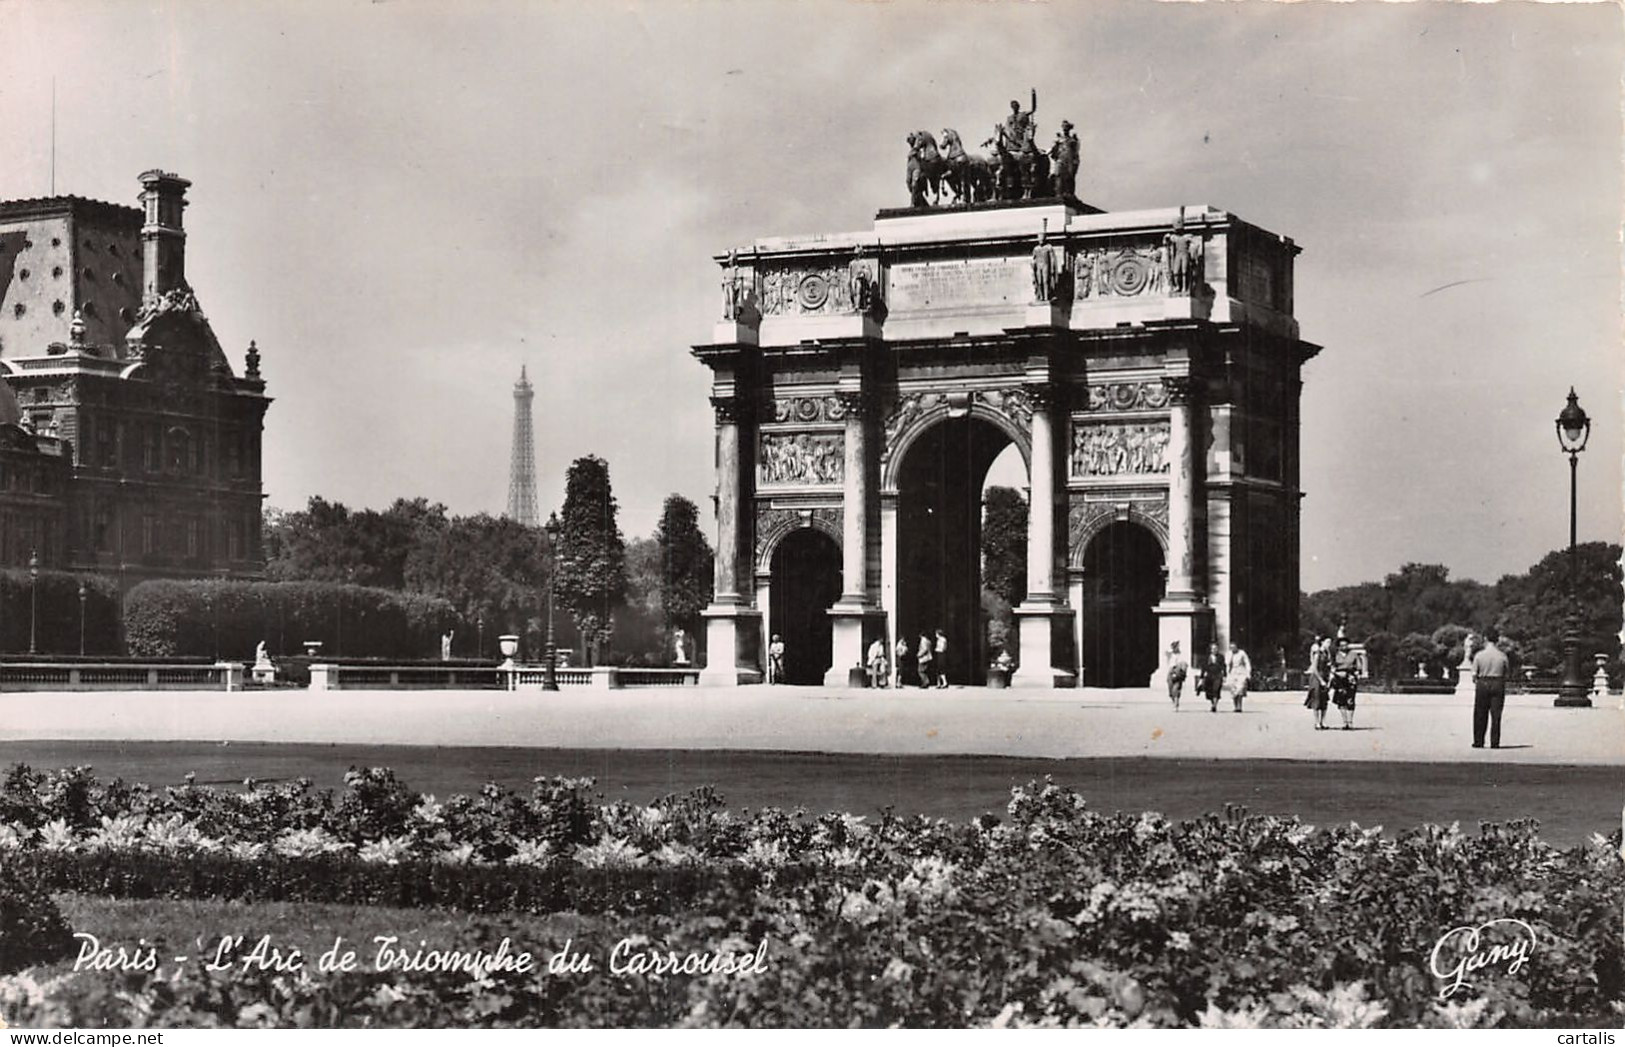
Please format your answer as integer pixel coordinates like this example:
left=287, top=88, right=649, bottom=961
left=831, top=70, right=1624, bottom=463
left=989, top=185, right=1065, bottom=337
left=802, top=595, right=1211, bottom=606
left=2, top=684, right=1619, bottom=764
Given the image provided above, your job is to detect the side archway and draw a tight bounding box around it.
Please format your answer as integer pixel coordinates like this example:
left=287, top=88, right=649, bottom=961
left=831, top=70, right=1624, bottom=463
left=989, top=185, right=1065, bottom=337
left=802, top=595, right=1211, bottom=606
left=1079, top=521, right=1166, bottom=688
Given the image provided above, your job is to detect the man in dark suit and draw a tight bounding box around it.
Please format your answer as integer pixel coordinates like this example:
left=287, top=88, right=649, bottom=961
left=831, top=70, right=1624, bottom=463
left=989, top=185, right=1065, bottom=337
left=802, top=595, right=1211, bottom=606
left=1471, top=627, right=1511, bottom=749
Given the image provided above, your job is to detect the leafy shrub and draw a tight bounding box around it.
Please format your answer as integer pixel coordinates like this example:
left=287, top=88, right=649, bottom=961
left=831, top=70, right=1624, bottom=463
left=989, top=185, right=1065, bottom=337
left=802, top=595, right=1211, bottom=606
left=123, top=579, right=455, bottom=660
left=0, top=570, right=121, bottom=656
left=0, top=859, right=75, bottom=974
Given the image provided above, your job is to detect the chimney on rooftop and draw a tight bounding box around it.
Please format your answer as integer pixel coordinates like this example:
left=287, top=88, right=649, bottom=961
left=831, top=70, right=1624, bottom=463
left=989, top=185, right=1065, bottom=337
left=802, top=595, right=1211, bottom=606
left=138, top=169, right=190, bottom=300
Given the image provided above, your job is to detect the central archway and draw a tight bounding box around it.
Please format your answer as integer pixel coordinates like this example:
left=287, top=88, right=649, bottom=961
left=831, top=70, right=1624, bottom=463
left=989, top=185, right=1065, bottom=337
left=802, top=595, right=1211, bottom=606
left=1081, top=521, right=1165, bottom=687
left=769, top=528, right=841, bottom=684
left=895, top=415, right=1014, bottom=685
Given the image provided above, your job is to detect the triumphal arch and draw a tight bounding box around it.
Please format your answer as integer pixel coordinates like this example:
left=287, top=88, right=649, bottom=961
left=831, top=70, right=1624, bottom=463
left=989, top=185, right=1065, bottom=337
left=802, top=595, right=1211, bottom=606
left=694, top=122, right=1316, bottom=688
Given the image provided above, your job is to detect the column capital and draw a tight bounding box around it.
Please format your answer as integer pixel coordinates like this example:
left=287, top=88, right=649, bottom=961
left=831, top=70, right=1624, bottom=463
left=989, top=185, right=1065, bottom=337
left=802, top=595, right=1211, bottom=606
left=1022, top=382, right=1060, bottom=411
left=833, top=388, right=871, bottom=419
left=1164, top=374, right=1195, bottom=406
left=711, top=395, right=743, bottom=425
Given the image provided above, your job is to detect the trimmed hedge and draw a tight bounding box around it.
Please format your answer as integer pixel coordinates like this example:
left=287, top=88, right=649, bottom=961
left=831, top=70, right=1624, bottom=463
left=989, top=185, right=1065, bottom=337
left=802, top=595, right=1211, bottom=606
left=13, top=850, right=783, bottom=918
left=0, top=570, right=121, bottom=656
left=123, top=579, right=455, bottom=659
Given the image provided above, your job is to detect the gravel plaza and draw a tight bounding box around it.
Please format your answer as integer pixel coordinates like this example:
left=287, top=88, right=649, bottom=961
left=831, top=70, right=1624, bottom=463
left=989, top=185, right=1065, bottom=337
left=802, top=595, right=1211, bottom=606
left=3, top=683, right=1619, bottom=765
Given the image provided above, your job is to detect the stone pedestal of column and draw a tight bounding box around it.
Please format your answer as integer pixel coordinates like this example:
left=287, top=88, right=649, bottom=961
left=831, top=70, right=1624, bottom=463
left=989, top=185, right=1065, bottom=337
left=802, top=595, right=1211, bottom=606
left=1011, top=601, right=1077, bottom=688
left=700, top=604, right=764, bottom=687
left=1151, top=599, right=1213, bottom=690
left=825, top=603, right=885, bottom=687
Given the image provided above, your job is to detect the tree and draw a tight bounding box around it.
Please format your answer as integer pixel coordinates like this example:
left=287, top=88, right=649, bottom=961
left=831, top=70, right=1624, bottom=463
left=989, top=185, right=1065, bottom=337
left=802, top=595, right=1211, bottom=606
left=981, top=487, right=1028, bottom=605
left=403, top=513, right=549, bottom=653
left=553, top=455, right=627, bottom=665
left=656, top=495, right=713, bottom=633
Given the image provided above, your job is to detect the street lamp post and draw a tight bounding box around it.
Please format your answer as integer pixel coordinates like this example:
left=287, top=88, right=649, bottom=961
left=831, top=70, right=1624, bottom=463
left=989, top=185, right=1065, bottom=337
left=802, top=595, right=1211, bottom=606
left=543, top=514, right=560, bottom=691
left=78, top=580, right=87, bottom=657
left=28, top=550, right=39, bottom=655
left=477, top=616, right=484, bottom=662
left=1554, top=388, right=1591, bottom=708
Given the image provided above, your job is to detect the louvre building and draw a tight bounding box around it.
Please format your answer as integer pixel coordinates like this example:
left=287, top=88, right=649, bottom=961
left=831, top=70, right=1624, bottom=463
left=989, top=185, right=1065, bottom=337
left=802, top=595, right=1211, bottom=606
left=0, top=170, right=270, bottom=585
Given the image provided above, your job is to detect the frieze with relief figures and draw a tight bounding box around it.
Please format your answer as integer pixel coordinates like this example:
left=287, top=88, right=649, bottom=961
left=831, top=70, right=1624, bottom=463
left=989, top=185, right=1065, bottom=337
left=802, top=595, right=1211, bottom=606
left=1073, top=234, right=1205, bottom=300
left=759, top=432, right=845, bottom=486
left=759, top=264, right=859, bottom=317
left=1083, top=379, right=1172, bottom=413
left=1071, top=422, right=1171, bottom=477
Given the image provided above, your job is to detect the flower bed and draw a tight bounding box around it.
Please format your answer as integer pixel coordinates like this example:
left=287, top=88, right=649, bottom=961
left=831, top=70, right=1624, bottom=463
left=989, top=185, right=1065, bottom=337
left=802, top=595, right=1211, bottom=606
left=0, top=765, right=1620, bottom=1028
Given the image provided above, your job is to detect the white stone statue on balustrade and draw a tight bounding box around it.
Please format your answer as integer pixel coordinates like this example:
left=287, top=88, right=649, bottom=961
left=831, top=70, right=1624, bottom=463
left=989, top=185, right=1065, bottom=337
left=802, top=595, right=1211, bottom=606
left=673, top=627, right=690, bottom=666
left=254, top=641, right=270, bottom=668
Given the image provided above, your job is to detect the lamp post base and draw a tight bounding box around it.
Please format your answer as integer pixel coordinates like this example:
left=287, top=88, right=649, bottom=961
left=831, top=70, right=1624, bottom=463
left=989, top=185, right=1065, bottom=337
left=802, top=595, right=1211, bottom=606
left=1554, top=621, right=1591, bottom=707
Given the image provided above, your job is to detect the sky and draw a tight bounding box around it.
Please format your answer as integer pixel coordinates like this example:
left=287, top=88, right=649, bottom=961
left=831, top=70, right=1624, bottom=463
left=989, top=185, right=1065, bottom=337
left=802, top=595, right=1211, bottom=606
left=1, top=0, right=1620, bottom=591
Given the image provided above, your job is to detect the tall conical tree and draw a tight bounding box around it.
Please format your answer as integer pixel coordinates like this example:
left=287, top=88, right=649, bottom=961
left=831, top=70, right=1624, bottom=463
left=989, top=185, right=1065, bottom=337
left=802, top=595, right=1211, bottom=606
left=656, top=494, right=713, bottom=633
left=554, top=455, right=627, bottom=665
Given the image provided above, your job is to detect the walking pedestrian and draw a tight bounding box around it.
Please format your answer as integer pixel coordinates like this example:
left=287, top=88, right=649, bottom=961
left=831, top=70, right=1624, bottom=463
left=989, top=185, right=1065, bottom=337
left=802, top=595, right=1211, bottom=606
left=916, top=632, right=935, bottom=688
left=866, top=637, right=889, bottom=689
left=1331, top=637, right=1359, bottom=729
left=1471, top=627, right=1510, bottom=749
left=768, top=634, right=786, bottom=685
left=1226, top=642, right=1252, bottom=712
left=893, top=634, right=909, bottom=689
left=1199, top=642, right=1226, bottom=712
left=1303, top=635, right=1332, bottom=730
left=934, top=628, right=949, bottom=688
left=1165, top=640, right=1188, bottom=710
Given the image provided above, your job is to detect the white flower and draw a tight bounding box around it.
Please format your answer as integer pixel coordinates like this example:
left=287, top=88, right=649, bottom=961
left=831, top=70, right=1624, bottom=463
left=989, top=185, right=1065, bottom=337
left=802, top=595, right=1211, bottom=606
left=507, top=839, right=557, bottom=867
left=650, top=842, right=702, bottom=868
left=638, top=807, right=666, bottom=833
left=1168, top=931, right=1192, bottom=951
left=825, top=846, right=862, bottom=869
left=899, top=856, right=958, bottom=905
left=88, top=814, right=147, bottom=851
left=836, top=882, right=896, bottom=927
left=411, top=796, right=445, bottom=826
left=273, top=826, right=351, bottom=859
left=740, top=839, right=787, bottom=870
left=142, top=813, right=221, bottom=854
left=358, top=836, right=413, bottom=865
left=839, top=813, right=870, bottom=840
left=575, top=836, right=646, bottom=869
left=38, top=819, right=76, bottom=852
left=436, top=843, right=477, bottom=866
left=228, top=841, right=268, bottom=861
left=0, top=822, right=30, bottom=850
left=882, top=957, right=915, bottom=982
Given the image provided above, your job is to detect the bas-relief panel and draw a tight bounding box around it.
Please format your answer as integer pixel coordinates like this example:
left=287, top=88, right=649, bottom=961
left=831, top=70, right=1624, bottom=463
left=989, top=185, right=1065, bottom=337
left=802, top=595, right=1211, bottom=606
left=1071, top=422, right=1170, bottom=477
left=758, top=432, right=844, bottom=486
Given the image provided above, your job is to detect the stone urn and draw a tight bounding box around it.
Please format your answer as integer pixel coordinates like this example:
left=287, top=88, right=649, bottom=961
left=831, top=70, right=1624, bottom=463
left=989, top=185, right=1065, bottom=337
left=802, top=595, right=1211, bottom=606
left=498, top=634, right=520, bottom=669
left=303, top=641, right=323, bottom=660
left=988, top=651, right=1014, bottom=689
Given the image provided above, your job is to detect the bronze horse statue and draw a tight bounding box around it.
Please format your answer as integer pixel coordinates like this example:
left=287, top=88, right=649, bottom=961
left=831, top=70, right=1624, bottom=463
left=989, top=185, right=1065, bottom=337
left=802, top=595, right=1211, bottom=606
left=983, top=124, right=1051, bottom=201
left=905, top=131, right=947, bottom=208
left=939, top=128, right=996, bottom=205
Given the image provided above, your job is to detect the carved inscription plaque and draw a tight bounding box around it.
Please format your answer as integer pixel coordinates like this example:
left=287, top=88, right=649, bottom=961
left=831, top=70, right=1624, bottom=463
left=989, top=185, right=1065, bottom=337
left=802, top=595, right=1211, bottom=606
left=887, top=258, right=1028, bottom=312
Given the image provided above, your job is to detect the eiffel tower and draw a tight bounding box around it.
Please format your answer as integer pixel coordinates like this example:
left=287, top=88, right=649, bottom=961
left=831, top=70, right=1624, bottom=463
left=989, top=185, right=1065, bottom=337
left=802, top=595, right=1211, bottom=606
left=506, top=366, right=539, bottom=527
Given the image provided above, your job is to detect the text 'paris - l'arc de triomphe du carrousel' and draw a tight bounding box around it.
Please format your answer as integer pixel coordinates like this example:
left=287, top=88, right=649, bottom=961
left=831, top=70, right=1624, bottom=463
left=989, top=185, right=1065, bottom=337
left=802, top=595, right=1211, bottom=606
left=692, top=98, right=1318, bottom=689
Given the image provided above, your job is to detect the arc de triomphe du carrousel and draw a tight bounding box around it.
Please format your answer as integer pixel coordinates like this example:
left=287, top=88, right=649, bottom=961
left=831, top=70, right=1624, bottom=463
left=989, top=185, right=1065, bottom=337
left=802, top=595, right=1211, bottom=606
left=693, top=115, right=1316, bottom=689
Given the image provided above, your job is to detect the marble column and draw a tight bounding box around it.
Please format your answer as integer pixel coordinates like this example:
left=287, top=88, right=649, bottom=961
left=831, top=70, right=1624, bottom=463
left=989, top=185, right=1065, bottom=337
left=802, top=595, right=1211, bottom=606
left=826, top=389, right=877, bottom=686
left=700, top=396, right=761, bottom=685
left=1013, top=383, right=1075, bottom=687
left=1152, top=373, right=1211, bottom=687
